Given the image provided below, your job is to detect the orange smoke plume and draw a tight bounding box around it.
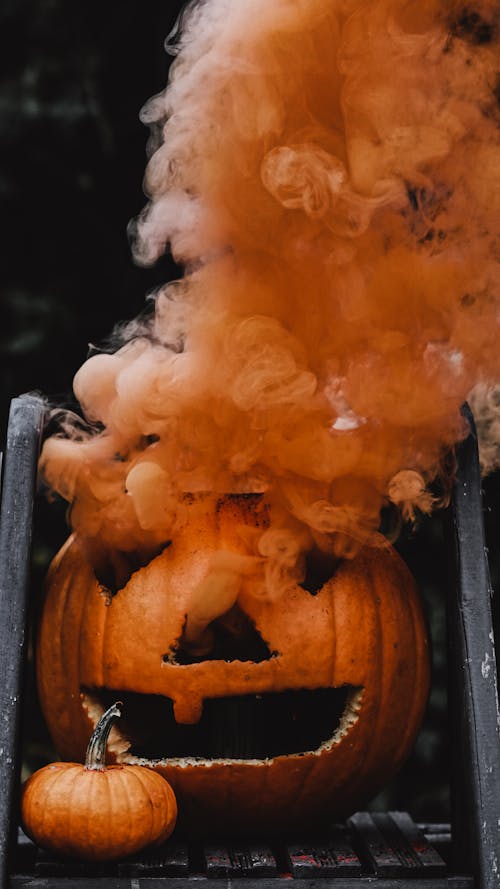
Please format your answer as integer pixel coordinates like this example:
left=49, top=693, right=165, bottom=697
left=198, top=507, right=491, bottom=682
left=41, top=0, right=500, bottom=596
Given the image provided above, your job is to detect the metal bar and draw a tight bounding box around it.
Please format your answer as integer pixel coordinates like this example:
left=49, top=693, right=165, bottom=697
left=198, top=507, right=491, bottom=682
left=9, top=876, right=475, bottom=889
left=446, top=404, right=500, bottom=889
left=388, top=812, right=446, bottom=873
left=117, top=843, right=189, bottom=877
left=371, top=813, right=419, bottom=871
left=347, top=812, right=402, bottom=876
left=328, top=827, right=363, bottom=874
left=286, top=829, right=361, bottom=876
left=203, top=845, right=277, bottom=877
left=35, top=844, right=191, bottom=879
left=203, top=846, right=232, bottom=877
left=0, top=396, right=46, bottom=889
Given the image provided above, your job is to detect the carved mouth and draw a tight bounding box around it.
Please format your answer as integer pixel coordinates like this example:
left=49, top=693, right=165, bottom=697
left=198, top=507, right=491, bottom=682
left=81, top=686, right=363, bottom=763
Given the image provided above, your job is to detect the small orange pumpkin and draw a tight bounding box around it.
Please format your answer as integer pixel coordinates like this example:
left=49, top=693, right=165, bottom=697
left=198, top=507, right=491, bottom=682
left=22, top=702, right=177, bottom=861
left=37, top=494, right=429, bottom=835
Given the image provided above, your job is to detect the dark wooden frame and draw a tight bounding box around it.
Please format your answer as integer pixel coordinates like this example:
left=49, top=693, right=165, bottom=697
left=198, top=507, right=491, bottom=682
left=446, top=405, right=500, bottom=886
left=0, top=397, right=46, bottom=889
left=1, top=395, right=500, bottom=888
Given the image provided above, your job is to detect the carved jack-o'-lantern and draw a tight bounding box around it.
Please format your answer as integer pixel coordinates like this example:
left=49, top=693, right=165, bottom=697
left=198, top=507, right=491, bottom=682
left=37, top=494, right=429, bottom=835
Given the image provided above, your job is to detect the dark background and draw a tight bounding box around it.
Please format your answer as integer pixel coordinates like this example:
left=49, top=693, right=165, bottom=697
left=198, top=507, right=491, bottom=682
left=1, top=0, right=499, bottom=825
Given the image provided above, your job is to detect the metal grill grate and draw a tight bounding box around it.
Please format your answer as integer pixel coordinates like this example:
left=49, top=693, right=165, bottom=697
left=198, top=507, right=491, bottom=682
left=12, top=812, right=457, bottom=886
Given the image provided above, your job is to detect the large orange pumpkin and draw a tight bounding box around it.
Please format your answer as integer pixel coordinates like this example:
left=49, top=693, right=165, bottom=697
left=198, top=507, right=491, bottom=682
left=37, top=494, right=429, bottom=835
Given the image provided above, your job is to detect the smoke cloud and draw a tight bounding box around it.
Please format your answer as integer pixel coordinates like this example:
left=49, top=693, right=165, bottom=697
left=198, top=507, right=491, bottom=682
left=41, top=0, right=500, bottom=598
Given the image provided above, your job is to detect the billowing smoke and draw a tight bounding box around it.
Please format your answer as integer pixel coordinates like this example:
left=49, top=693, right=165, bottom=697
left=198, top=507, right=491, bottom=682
left=41, top=0, right=500, bottom=597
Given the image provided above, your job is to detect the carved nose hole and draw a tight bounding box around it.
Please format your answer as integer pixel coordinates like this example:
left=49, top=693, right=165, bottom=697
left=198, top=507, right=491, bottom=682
left=170, top=604, right=275, bottom=665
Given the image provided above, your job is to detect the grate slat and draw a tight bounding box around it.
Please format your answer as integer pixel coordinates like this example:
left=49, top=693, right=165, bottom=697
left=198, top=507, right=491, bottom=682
left=347, top=812, right=403, bottom=876
left=118, top=842, right=189, bottom=876
left=389, top=811, right=446, bottom=873
left=287, top=827, right=361, bottom=877
left=204, top=844, right=277, bottom=877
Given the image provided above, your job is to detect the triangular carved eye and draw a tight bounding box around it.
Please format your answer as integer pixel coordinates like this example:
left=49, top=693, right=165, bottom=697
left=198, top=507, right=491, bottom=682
left=93, top=540, right=171, bottom=595
left=299, top=547, right=338, bottom=595
left=165, top=604, right=276, bottom=665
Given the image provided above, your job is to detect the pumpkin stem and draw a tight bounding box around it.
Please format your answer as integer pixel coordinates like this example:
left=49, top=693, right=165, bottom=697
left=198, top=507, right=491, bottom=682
left=85, top=701, right=123, bottom=771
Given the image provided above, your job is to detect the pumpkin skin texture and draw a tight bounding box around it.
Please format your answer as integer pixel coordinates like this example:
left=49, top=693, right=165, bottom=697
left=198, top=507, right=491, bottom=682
left=37, top=495, right=430, bottom=836
left=22, top=704, right=178, bottom=861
